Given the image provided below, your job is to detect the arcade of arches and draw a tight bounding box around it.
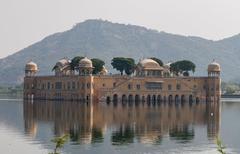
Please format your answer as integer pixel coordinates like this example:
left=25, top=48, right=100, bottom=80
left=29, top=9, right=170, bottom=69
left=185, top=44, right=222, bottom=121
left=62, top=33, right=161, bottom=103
left=106, top=93, right=201, bottom=104
left=24, top=57, right=221, bottom=103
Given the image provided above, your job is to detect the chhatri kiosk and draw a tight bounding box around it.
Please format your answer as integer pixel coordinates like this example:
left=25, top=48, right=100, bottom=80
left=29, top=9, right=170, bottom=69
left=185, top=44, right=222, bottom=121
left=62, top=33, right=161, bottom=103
left=23, top=57, right=221, bottom=104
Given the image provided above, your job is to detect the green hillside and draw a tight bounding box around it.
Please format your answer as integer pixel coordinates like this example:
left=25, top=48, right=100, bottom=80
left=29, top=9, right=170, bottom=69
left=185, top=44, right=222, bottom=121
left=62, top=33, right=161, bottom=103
left=0, top=19, right=239, bottom=85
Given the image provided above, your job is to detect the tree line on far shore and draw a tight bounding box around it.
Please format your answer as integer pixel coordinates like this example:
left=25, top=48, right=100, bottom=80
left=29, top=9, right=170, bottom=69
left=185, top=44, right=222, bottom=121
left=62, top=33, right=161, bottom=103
left=52, top=56, right=196, bottom=76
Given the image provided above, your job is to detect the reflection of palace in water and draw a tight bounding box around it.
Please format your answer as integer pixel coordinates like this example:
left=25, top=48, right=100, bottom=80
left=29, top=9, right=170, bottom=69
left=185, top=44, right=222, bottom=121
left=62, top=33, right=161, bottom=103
left=24, top=100, right=220, bottom=144
left=23, top=57, right=221, bottom=104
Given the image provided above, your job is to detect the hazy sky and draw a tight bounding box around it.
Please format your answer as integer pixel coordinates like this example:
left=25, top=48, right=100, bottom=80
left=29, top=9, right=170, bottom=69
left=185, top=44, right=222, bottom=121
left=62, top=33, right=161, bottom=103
left=1, top=0, right=240, bottom=58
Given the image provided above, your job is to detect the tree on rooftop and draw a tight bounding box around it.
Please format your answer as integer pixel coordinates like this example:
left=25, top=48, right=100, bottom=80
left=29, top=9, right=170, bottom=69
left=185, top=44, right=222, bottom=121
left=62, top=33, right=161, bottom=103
left=124, top=58, right=136, bottom=75
left=70, top=56, right=84, bottom=70
left=111, top=57, right=136, bottom=75
left=170, top=60, right=196, bottom=76
left=150, top=57, right=163, bottom=66
left=111, top=57, right=126, bottom=75
left=179, top=60, right=196, bottom=76
left=91, top=58, right=105, bottom=74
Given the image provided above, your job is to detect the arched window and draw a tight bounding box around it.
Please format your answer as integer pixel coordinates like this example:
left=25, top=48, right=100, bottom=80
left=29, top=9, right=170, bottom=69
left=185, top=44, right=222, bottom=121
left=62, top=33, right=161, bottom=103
left=176, top=84, right=181, bottom=90
left=168, top=84, right=172, bottom=90
left=128, top=84, right=132, bottom=90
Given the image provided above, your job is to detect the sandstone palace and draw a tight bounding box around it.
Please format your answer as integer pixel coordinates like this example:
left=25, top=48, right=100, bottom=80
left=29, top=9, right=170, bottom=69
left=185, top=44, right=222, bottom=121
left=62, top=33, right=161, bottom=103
left=23, top=57, right=221, bottom=104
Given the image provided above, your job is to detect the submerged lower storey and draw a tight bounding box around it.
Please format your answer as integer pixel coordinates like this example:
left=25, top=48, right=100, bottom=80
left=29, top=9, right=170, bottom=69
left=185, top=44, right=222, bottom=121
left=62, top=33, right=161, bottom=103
left=23, top=75, right=221, bottom=103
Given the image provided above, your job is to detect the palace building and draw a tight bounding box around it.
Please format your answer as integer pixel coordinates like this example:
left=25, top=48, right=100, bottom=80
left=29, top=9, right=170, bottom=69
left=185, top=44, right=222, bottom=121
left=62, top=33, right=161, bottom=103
left=23, top=57, right=221, bottom=104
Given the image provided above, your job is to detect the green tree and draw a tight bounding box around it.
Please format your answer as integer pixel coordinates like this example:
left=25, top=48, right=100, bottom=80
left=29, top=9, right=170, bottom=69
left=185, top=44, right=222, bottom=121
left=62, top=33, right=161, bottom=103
left=70, top=56, right=84, bottom=70
left=170, top=60, right=196, bottom=76
left=124, top=58, right=135, bottom=75
left=170, top=62, right=181, bottom=76
left=111, top=126, right=134, bottom=145
left=179, top=60, right=196, bottom=74
left=52, top=65, right=58, bottom=72
left=111, top=57, right=135, bottom=75
left=49, top=134, right=69, bottom=154
left=111, top=57, right=127, bottom=75
left=150, top=57, right=163, bottom=66
left=91, top=58, right=105, bottom=74
left=216, top=137, right=226, bottom=154
left=169, top=126, right=194, bottom=143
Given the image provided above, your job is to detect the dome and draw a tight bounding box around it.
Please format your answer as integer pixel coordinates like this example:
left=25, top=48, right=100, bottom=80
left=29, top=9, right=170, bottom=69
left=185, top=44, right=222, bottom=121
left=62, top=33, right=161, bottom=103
left=79, top=57, right=93, bottom=68
left=100, top=66, right=108, bottom=75
left=56, top=58, right=70, bottom=68
left=208, top=61, right=220, bottom=72
left=139, top=58, right=163, bottom=70
left=25, top=61, right=38, bottom=71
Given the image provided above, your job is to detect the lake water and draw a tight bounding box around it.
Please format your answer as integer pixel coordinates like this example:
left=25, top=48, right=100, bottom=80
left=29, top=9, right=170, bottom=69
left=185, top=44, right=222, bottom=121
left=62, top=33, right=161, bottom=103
left=0, top=98, right=239, bottom=154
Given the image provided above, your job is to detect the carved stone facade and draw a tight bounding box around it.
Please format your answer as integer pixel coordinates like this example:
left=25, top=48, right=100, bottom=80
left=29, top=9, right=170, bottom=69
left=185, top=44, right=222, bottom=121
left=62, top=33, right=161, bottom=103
left=24, top=58, right=221, bottom=104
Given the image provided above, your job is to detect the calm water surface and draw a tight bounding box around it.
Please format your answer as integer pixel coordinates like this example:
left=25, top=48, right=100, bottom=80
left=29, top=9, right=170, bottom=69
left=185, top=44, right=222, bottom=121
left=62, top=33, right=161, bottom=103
left=0, top=98, right=239, bottom=154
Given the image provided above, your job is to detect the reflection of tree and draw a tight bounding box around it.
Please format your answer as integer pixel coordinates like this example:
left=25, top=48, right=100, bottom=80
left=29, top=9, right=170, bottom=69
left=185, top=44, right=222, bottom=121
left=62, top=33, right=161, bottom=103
left=91, top=128, right=103, bottom=143
left=69, top=129, right=80, bottom=142
left=112, top=125, right=134, bottom=145
left=154, top=136, right=162, bottom=144
left=68, top=127, right=104, bottom=144
left=169, top=125, right=194, bottom=143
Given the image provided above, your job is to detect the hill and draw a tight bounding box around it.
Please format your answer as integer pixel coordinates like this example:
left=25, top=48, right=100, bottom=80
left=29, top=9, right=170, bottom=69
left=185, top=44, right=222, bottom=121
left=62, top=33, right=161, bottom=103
left=0, top=19, right=239, bottom=85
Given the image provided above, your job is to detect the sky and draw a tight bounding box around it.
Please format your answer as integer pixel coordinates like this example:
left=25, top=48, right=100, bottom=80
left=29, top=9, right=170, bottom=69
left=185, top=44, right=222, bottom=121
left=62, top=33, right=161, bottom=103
left=0, top=0, right=240, bottom=58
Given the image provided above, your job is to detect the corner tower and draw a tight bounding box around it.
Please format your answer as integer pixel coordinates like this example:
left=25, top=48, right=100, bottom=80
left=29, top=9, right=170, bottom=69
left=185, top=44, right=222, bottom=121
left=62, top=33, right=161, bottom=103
left=206, top=60, right=221, bottom=103
left=25, top=61, right=38, bottom=77
left=208, top=60, right=220, bottom=77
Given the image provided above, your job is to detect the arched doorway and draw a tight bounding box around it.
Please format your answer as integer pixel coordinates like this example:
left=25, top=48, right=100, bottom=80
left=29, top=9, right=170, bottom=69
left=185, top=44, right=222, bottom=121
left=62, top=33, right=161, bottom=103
left=181, top=95, right=185, bottom=104
left=106, top=96, right=111, bottom=104
left=113, top=94, right=118, bottom=103
left=189, top=95, right=193, bottom=104
left=152, top=95, right=156, bottom=105
left=157, top=95, right=162, bottom=104
left=175, top=95, right=180, bottom=104
left=168, top=95, right=173, bottom=103
left=122, top=94, right=127, bottom=103
left=196, top=97, right=200, bottom=104
left=135, top=94, right=140, bottom=104
left=147, top=95, right=151, bottom=104
left=142, top=96, right=145, bottom=103
left=128, top=94, right=133, bottom=103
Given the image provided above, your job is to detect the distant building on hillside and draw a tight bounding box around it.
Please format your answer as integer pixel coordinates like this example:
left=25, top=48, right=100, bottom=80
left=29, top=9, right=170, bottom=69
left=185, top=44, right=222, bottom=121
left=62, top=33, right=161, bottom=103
left=23, top=57, right=221, bottom=104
